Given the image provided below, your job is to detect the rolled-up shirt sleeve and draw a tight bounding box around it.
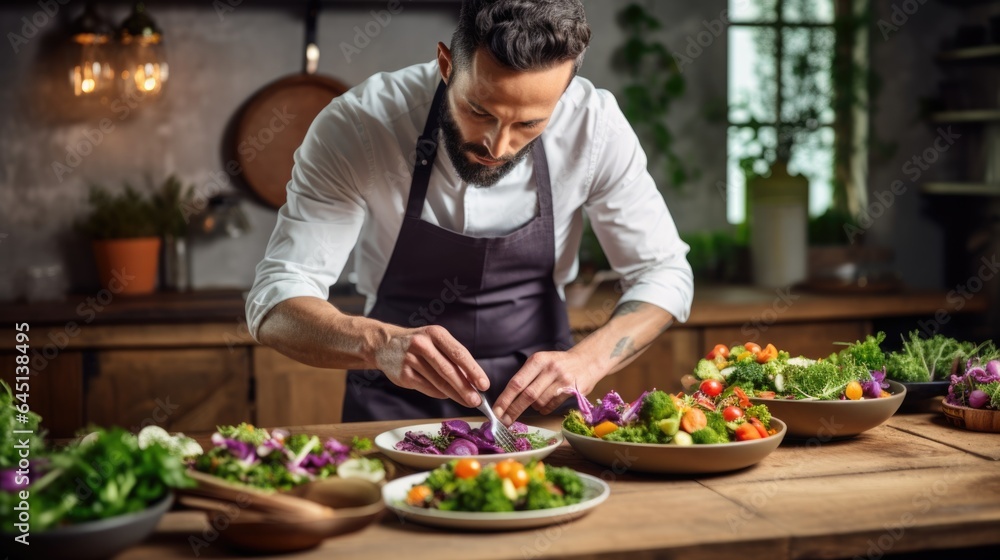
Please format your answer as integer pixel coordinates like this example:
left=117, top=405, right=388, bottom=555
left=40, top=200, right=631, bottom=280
left=245, top=100, right=371, bottom=341
left=583, top=91, right=694, bottom=323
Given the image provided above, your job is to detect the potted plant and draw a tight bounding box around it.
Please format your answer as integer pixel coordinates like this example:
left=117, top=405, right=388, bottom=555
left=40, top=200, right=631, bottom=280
left=78, top=183, right=161, bottom=295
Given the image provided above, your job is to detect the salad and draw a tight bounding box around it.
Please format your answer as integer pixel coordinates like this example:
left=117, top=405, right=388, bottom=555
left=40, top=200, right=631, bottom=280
left=193, top=423, right=385, bottom=490
left=1, top=381, right=192, bottom=532
left=403, top=458, right=583, bottom=512
left=562, top=387, right=776, bottom=444
left=946, top=358, right=1000, bottom=410
left=691, top=335, right=893, bottom=401
left=395, top=419, right=555, bottom=455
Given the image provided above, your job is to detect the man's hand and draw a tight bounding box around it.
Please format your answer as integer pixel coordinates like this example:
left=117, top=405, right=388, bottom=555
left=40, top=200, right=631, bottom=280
left=491, top=350, right=599, bottom=425
left=256, top=297, right=489, bottom=408
left=492, top=301, right=674, bottom=424
left=372, top=324, right=491, bottom=408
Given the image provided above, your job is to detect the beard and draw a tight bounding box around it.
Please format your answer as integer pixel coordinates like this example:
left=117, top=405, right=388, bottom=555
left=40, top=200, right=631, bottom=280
left=438, top=87, right=536, bottom=188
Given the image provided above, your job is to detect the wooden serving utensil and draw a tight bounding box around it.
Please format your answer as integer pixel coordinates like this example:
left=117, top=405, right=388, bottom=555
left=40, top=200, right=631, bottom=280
left=182, top=470, right=335, bottom=520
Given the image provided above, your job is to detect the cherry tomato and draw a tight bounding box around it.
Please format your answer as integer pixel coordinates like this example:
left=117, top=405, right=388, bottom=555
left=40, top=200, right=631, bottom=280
left=454, top=458, right=482, bottom=479
left=699, top=379, right=724, bottom=398
left=845, top=381, right=863, bottom=400
left=494, top=459, right=517, bottom=479
left=707, top=343, right=730, bottom=360
left=509, top=465, right=530, bottom=489
left=406, top=485, right=432, bottom=506
left=722, top=406, right=745, bottom=422
left=744, top=342, right=762, bottom=353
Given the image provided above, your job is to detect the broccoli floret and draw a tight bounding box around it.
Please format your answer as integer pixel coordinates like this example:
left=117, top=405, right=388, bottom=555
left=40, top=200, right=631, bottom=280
left=762, top=359, right=786, bottom=380
left=602, top=425, right=658, bottom=444
left=351, top=436, right=372, bottom=451
left=727, top=360, right=771, bottom=392
left=639, top=390, right=677, bottom=422
left=562, top=410, right=594, bottom=437
left=545, top=464, right=584, bottom=503
left=838, top=332, right=887, bottom=372
left=705, top=411, right=727, bottom=435
left=695, top=359, right=725, bottom=381
left=785, top=361, right=856, bottom=399
left=690, top=427, right=729, bottom=444
left=745, top=404, right=771, bottom=428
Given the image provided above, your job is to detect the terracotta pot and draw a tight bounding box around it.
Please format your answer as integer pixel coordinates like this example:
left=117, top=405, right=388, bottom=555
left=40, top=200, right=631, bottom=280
left=92, top=237, right=162, bottom=295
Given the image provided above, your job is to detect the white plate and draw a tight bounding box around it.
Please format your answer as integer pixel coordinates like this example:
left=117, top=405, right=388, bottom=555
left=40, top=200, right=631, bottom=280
left=382, top=471, right=609, bottom=531
left=374, top=421, right=563, bottom=470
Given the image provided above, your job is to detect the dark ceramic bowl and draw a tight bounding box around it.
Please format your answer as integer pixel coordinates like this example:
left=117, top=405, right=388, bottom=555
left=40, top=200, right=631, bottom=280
left=0, top=492, right=172, bottom=560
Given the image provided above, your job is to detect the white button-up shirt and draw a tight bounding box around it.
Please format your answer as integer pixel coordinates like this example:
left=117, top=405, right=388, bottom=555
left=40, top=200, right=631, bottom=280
left=246, top=61, right=693, bottom=340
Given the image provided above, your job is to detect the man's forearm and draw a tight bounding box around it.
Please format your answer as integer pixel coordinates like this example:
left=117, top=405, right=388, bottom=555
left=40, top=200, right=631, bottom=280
left=256, top=296, right=394, bottom=370
left=569, top=300, right=674, bottom=381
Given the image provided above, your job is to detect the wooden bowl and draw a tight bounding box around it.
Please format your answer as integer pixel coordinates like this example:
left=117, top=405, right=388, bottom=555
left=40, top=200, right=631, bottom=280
left=180, top=473, right=385, bottom=554
left=941, top=401, right=1000, bottom=433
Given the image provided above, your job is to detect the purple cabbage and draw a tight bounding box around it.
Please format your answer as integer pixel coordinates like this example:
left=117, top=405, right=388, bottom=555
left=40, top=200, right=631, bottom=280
left=861, top=369, right=889, bottom=399
left=211, top=433, right=257, bottom=463
left=562, top=386, right=595, bottom=424
left=1, top=468, right=25, bottom=492
left=444, top=438, right=479, bottom=455
left=620, top=390, right=649, bottom=424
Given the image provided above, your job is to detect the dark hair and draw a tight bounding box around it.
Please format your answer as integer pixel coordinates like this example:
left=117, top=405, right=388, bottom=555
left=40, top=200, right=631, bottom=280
left=450, top=0, right=591, bottom=75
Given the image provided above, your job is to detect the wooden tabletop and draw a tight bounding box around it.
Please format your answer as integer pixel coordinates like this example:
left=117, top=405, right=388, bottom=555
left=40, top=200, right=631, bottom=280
left=119, top=405, right=1000, bottom=560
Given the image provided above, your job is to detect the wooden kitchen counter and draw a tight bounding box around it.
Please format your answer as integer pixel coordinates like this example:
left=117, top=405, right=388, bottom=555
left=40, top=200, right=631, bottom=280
left=120, top=410, right=1000, bottom=560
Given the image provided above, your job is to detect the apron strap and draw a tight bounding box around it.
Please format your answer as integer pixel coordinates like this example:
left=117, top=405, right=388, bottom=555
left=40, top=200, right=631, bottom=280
left=405, top=81, right=447, bottom=219
left=530, top=139, right=552, bottom=217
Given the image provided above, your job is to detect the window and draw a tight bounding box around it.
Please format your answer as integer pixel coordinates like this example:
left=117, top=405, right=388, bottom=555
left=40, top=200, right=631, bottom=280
left=726, top=0, right=840, bottom=224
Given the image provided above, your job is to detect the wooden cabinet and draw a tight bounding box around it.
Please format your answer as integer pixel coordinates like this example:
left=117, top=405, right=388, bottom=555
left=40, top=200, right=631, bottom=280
left=0, top=350, right=84, bottom=439
left=85, top=348, right=252, bottom=433
left=253, top=347, right=346, bottom=427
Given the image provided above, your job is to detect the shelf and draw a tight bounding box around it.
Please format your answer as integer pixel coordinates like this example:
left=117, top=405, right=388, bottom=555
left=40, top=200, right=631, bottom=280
left=929, top=110, right=1000, bottom=123
left=937, top=44, right=1000, bottom=61
left=922, top=182, right=1000, bottom=196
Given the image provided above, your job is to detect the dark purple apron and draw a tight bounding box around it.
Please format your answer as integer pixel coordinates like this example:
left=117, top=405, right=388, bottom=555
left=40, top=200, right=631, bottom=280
left=341, top=82, right=573, bottom=422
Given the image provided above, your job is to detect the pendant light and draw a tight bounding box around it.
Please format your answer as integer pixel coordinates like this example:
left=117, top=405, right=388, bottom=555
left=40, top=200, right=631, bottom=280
left=118, top=2, right=168, bottom=99
left=68, top=2, right=115, bottom=98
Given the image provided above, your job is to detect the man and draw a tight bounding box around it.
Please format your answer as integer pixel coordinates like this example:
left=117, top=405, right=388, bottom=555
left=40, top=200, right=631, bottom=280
left=246, top=0, right=693, bottom=424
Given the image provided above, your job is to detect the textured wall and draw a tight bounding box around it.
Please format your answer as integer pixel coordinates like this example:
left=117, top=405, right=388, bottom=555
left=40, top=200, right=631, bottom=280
left=0, top=0, right=725, bottom=300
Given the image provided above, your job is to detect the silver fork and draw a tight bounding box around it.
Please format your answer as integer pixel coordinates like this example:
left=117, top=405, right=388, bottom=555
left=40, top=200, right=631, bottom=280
left=474, top=390, right=518, bottom=453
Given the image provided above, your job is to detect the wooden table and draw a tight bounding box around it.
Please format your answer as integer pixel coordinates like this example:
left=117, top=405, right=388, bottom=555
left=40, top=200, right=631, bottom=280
left=120, top=406, right=1000, bottom=560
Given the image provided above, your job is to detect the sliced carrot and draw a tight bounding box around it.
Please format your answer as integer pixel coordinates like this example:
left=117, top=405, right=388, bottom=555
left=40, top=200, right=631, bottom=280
left=733, top=387, right=752, bottom=408
left=748, top=417, right=769, bottom=438
left=593, top=420, right=619, bottom=438
left=735, top=423, right=761, bottom=441
left=680, top=408, right=707, bottom=433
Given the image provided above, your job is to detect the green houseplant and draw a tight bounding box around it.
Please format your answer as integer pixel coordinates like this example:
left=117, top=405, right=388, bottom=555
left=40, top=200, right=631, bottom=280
left=79, top=184, right=162, bottom=295
left=78, top=176, right=194, bottom=295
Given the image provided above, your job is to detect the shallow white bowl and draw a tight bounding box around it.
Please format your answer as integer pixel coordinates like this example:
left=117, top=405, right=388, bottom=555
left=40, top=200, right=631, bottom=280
left=563, top=418, right=786, bottom=475
left=374, top=421, right=563, bottom=470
